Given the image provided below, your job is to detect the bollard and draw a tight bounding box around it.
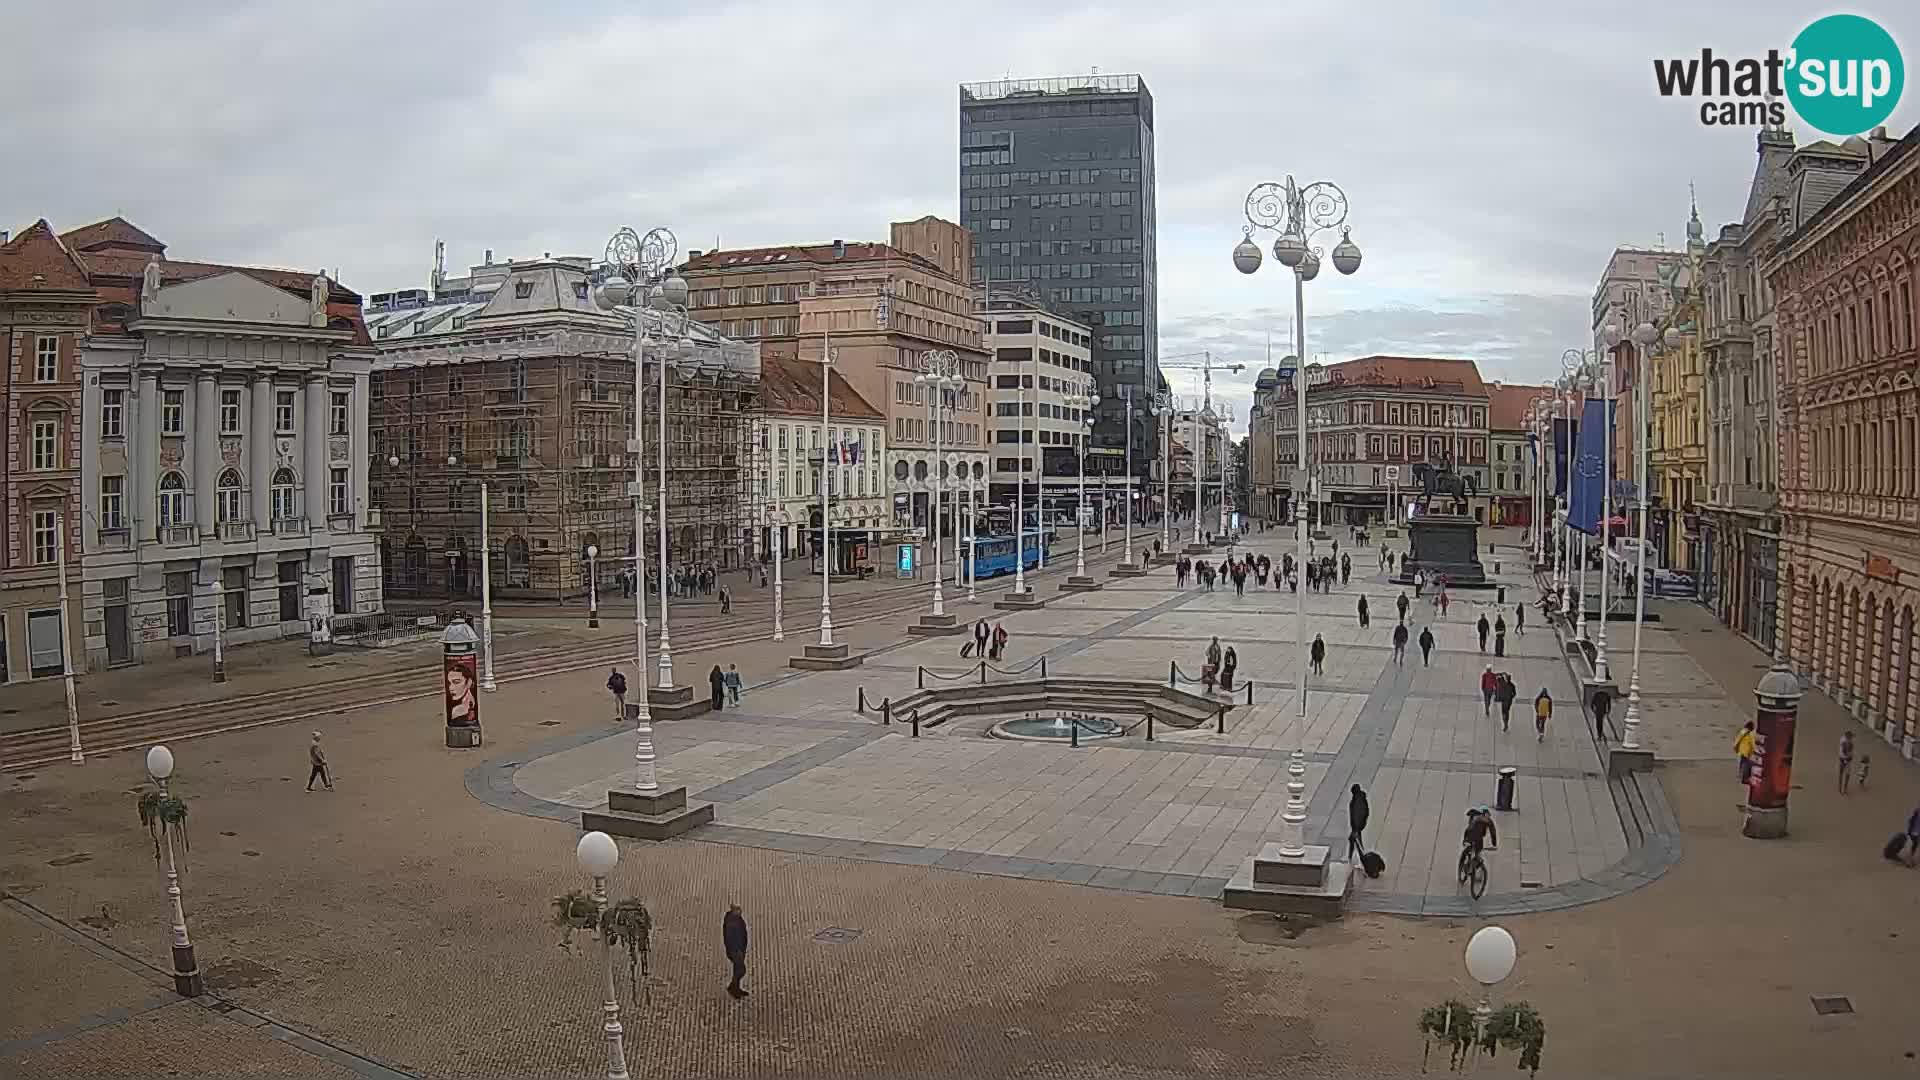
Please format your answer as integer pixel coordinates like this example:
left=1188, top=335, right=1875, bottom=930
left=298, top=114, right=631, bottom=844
left=1169, top=660, right=1177, bottom=686
left=1041, top=656, right=1048, bottom=678
left=1246, top=681, right=1253, bottom=705
left=858, top=686, right=867, bottom=713
left=1217, top=707, right=1226, bottom=734
left=911, top=712, right=920, bottom=738
left=1071, top=719, right=1079, bottom=748
left=980, top=661, right=987, bottom=684
left=882, top=698, right=891, bottom=726
left=1146, top=713, right=1155, bottom=741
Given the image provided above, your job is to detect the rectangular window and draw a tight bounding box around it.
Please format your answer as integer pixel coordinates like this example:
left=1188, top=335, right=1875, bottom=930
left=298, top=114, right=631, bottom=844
left=278, top=560, right=302, bottom=622
left=161, top=390, right=184, bottom=434
left=329, top=468, right=349, bottom=516
left=330, top=391, right=350, bottom=435
left=222, top=566, right=248, bottom=629
left=31, top=418, right=58, bottom=470
left=31, top=510, right=58, bottom=565
left=34, top=335, right=58, bottom=382
left=275, top=390, right=297, bottom=433
left=100, top=476, right=125, bottom=530
left=504, top=482, right=526, bottom=510
left=220, top=389, right=242, bottom=434
left=165, top=572, right=192, bottom=636
left=100, top=389, right=124, bottom=439
left=726, top=287, right=742, bottom=305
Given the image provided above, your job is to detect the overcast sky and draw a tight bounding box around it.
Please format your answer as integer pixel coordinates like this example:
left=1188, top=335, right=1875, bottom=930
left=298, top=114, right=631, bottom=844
left=5, top=1, right=1915, bottom=432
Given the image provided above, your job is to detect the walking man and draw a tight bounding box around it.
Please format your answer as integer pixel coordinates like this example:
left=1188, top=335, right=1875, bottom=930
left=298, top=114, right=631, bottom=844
left=1392, top=622, right=1409, bottom=665
left=1357, top=595, right=1370, bottom=628
left=1533, top=688, right=1553, bottom=740
left=1348, top=783, right=1370, bottom=860
left=1496, top=674, right=1517, bottom=731
left=724, top=663, right=743, bottom=706
left=723, top=904, right=749, bottom=998
left=1476, top=614, right=1490, bottom=653
left=1591, top=687, right=1612, bottom=743
left=1418, top=626, right=1435, bottom=667
left=306, top=731, right=333, bottom=791
left=1839, top=730, right=1856, bottom=794
left=1396, top=591, right=1410, bottom=623
left=1515, top=601, right=1526, bottom=635
left=1480, top=665, right=1498, bottom=716
left=1310, top=634, right=1327, bottom=676
left=607, top=668, right=628, bottom=722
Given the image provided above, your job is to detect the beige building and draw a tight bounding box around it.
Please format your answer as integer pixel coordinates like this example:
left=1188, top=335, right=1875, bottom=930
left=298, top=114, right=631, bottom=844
left=979, top=295, right=1099, bottom=515
left=753, top=356, right=888, bottom=573
left=682, top=218, right=990, bottom=537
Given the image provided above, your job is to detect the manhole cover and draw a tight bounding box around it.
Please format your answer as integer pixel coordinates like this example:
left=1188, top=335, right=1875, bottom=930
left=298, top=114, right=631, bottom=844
left=1811, top=995, right=1854, bottom=1015
left=46, top=853, right=92, bottom=867
left=812, top=927, right=863, bottom=944
left=539, top=721, right=561, bottom=727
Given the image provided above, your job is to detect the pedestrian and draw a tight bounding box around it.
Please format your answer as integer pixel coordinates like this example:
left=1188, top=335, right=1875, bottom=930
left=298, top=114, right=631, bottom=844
left=1533, top=688, right=1552, bottom=740
left=1592, top=687, right=1611, bottom=742
left=1418, top=627, right=1435, bottom=667
left=1396, top=591, right=1410, bottom=623
left=1348, top=783, right=1370, bottom=859
left=1391, top=622, right=1409, bottom=665
left=1310, top=633, right=1327, bottom=676
left=1515, top=602, right=1526, bottom=635
left=991, top=622, right=1009, bottom=661
left=719, top=585, right=732, bottom=615
left=306, top=731, right=333, bottom=791
left=1840, top=730, right=1856, bottom=793
left=1493, top=616, right=1507, bottom=658
left=1496, top=674, right=1517, bottom=731
left=724, top=663, right=743, bottom=706
left=1357, top=595, right=1370, bottom=628
left=723, top=904, right=749, bottom=998
left=1480, top=665, right=1498, bottom=716
left=708, top=664, right=726, bottom=710
left=1903, top=804, right=1920, bottom=866
left=1340, top=553, right=1351, bottom=586
left=1221, top=646, right=1238, bottom=693
left=967, top=618, right=990, bottom=659
left=1858, top=751, right=1872, bottom=791
left=1734, top=720, right=1756, bottom=783
left=607, top=668, right=628, bottom=722
left=1476, top=614, right=1490, bottom=652
left=1439, top=590, right=1451, bottom=617
left=1414, top=569, right=1425, bottom=596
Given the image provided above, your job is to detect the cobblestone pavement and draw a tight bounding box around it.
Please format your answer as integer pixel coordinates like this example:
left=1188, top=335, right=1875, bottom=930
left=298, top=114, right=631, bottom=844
left=9, top=533, right=1920, bottom=1077
left=503, top=545, right=1628, bottom=915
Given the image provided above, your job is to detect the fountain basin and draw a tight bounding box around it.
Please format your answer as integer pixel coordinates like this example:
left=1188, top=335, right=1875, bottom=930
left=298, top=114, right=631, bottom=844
left=991, top=714, right=1124, bottom=743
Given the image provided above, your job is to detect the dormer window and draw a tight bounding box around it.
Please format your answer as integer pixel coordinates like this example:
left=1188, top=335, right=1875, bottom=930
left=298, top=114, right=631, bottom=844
left=514, top=281, right=534, bottom=299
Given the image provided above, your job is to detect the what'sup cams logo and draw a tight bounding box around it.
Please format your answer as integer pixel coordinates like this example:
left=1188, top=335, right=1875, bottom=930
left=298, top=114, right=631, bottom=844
left=1654, top=14, right=1904, bottom=135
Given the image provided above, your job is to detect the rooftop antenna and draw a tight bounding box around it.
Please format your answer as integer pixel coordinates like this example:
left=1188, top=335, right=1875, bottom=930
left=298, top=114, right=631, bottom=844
left=430, top=239, right=445, bottom=299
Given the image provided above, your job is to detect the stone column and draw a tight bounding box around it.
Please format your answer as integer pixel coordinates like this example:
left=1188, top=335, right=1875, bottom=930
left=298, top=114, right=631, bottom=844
left=137, top=371, right=160, bottom=537
left=250, top=374, right=273, bottom=526
left=193, top=374, right=218, bottom=534
left=350, top=373, right=370, bottom=530
left=303, top=375, right=329, bottom=540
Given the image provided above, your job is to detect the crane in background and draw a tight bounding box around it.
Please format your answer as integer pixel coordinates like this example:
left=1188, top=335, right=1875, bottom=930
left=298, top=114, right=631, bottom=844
left=1159, top=351, right=1245, bottom=545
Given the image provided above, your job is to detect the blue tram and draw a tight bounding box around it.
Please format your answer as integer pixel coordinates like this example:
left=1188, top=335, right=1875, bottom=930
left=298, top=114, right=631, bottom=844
left=969, top=530, right=1051, bottom=578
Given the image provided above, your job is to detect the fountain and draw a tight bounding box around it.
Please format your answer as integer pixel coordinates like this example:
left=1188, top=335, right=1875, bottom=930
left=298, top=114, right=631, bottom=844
left=991, top=711, right=1124, bottom=743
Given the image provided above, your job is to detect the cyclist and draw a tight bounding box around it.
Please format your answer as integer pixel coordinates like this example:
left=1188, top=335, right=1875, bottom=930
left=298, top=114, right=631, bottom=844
left=1463, top=805, right=1499, bottom=861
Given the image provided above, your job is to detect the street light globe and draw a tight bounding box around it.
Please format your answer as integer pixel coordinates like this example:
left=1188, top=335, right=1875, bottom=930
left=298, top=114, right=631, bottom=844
left=1602, top=322, right=1622, bottom=348
left=1330, top=227, right=1362, bottom=275
left=593, top=276, right=629, bottom=313
left=447, top=454, right=459, bottom=466
left=1231, top=235, right=1263, bottom=275
left=659, top=274, right=690, bottom=309
left=1298, top=250, right=1322, bottom=282
left=1631, top=322, right=1659, bottom=348
left=1661, top=326, right=1681, bottom=349
left=1272, top=230, right=1307, bottom=268
left=1465, top=925, right=1517, bottom=986
left=586, top=544, right=598, bottom=559
left=576, top=830, right=619, bottom=876
left=387, top=455, right=400, bottom=468
left=146, top=744, right=175, bottom=780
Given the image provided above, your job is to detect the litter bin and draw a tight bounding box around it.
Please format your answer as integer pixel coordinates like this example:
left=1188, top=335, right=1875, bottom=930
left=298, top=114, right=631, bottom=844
left=1497, top=585, right=1507, bottom=604
left=1495, top=766, right=1517, bottom=812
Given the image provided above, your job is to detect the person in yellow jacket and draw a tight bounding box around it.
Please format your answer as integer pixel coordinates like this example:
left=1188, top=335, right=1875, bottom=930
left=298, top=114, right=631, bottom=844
left=1533, top=689, right=1552, bottom=740
left=1734, top=721, right=1757, bottom=784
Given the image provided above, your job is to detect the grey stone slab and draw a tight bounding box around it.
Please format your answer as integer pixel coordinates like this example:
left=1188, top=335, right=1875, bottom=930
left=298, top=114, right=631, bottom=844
left=1088, top=866, right=1134, bottom=888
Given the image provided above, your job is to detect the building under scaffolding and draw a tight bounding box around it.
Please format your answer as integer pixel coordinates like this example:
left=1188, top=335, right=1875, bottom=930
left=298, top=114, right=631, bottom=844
left=364, top=251, right=758, bottom=601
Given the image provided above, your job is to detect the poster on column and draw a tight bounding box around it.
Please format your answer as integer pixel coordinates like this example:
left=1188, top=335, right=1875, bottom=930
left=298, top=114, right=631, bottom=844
left=1747, top=705, right=1795, bottom=810
left=445, top=650, right=480, bottom=730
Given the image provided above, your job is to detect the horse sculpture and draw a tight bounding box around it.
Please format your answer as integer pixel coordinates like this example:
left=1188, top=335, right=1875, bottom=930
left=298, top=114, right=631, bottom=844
left=1411, top=458, right=1475, bottom=515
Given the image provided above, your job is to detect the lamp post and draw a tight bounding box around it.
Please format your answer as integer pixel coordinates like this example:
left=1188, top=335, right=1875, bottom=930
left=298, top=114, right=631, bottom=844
left=767, top=506, right=785, bottom=641
left=1562, top=351, right=1595, bottom=644
left=54, top=516, right=81, bottom=763
left=1464, top=925, right=1517, bottom=1042
left=575, top=831, right=630, bottom=1080
left=1575, top=344, right=1613, bottom=682
left=965, top=464, right=980, bottom=602
left=594, top=225, right=678, bottom=791
left=1191, top=405, right=1209, bottom=546
left=1154, top=390, right=1174, bottom=554
left=817, top=340, right=838, bottom=647
left=1068, top=383, right=1098, bottom=577
left=209, top=579, right=227, bottom=683
left=586, top=544, right=600, bottom=628
left=1621, top=322, right=1673, bottom=752
left=917, top=350, right=962, bottom=618
left=144, top=745, right=204, bottom=997
left=1122, top=385, right=1137, bottom=566
left=1234, top=173, right=1363, bottom=858
left=1217, top=405, right=1234, bottom=540
left=478, top=481, right=497, bottom=692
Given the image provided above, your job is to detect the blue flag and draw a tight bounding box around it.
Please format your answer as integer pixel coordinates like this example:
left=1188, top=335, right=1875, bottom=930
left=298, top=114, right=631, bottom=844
left=1552, top=417, right=1578, bottom=498
left=1569, top=398, right=1611, bottom=535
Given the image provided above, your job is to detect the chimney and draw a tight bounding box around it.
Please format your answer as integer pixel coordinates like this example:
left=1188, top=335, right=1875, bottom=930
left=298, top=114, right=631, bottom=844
left=0, top=230, right=9, bottom=244
left=484, top=248, right=494, bottom=265
left=688, top=249, right=703, bottom=259
left=832, top=240, right=845, bottom=259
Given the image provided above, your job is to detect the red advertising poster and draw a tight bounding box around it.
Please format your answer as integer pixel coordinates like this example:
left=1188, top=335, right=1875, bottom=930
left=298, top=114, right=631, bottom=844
left=445, top=652, right=480, bottom=729
left=1747, top=705, right=1795, bottom=810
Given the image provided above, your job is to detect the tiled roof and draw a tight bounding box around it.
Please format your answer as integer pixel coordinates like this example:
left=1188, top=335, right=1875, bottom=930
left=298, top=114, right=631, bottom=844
left=684, top=241, right=937, bottom=275
left=1486, top=382, right=1554, bottom=431
left=59, top=216, right=166, bottom=255
left=758, top=355, right=883, bottom=420
left=1318, top=356, right=1490, bottom=395
left=0, top=220, right=93, bottom=292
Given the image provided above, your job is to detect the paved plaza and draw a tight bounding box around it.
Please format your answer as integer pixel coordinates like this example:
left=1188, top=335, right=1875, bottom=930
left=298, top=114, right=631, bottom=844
left=8, top=532, right=1920, bottom=1077
left=497, top=546, right=1645, bottom=914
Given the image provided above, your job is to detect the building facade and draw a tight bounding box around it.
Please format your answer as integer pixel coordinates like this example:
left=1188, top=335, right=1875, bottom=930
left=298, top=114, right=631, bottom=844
left=753, top=356, right=888, bottom=573
left=980, top=295, right=1101, bottom=516
left=1698, top=120, right=1795, bottom=646
left=1593, top=246, right=1685, bottom=488
left=1647, top=203, right=1711, bottom=573
left=1264, top=357, right=1492, bottom=528
left=1772, top=124, right=1916, bottom=750
left=365, top=251, right=758, bottom=599
left=0, top=222, right=90, bottom=684
left=1486, top=382, right=1553, bottom=527
left=65, top=218, right=382, bottom=670
left=682, top=223, right=990, bottom=540
left=958, top=74, right=1160, bottom=480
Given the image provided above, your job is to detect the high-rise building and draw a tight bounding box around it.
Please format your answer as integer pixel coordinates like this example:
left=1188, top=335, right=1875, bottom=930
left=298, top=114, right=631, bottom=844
left=958, top=74, right=1158, bottom=480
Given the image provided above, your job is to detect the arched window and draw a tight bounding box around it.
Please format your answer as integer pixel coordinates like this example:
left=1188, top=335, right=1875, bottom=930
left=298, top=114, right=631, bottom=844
left=158, top=471, right=187, bottom=526
left=216, top=468, right=244, bottom=523
left=270, top=467, right=297, bottom=522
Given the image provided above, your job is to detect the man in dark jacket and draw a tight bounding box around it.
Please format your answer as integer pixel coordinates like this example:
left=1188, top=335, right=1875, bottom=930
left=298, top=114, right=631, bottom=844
left=1392, top=622, right=1409, bottom=665
left=1309, top=634, right=1327, bottom=676
left=1476, top=614, right=1490, bottom=653
left=1348, top=784, right=1370, bottom=859
left=723, top=904, right=749, bottom=998
left=1418, top=626, right=1436, bottom=666
left=1357, top=595, right=1370, bottom=628
left=1591, top=688, right=1612, bottom=743
left=607, top=668, right=627, bottom=723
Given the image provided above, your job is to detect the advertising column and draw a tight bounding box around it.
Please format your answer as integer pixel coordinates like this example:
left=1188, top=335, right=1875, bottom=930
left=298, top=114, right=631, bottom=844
left=442, top=620, right=482, bottom=748
left=1743, top=662, right=1802, bottom=839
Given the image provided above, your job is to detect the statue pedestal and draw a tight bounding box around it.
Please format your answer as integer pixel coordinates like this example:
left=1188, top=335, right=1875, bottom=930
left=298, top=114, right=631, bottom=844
left=1396, top=513, right=1489, bottom=588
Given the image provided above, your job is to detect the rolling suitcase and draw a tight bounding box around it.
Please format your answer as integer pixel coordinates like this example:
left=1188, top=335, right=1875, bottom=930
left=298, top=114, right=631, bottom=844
left=1884, top=833, right=1909, bottom=862
left=1360, top=851, right=1386, bottom=878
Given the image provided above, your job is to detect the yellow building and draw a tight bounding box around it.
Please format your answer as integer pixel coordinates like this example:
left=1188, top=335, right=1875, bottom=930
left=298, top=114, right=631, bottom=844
left=1648, top=200, right=1710, bottom=572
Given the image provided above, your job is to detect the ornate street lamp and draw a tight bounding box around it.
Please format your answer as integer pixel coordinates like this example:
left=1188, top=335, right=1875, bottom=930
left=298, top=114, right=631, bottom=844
left=915, top=350, right=963, bottom=618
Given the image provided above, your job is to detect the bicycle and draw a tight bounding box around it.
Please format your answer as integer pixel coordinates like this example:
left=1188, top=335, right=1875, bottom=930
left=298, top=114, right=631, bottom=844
left=1457, top=843, right=1489, bottom=900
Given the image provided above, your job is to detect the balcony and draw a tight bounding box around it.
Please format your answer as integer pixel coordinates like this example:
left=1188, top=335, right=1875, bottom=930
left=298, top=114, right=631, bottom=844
left=218, top=521, right=255, bottom=542
left=160, top=523, right=199, bottom=546
left=95, top=525, right=131, bottom=552
left=1703, top=319, right=1752, bottom=347
left=272, top=516, right=311, bottom=538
